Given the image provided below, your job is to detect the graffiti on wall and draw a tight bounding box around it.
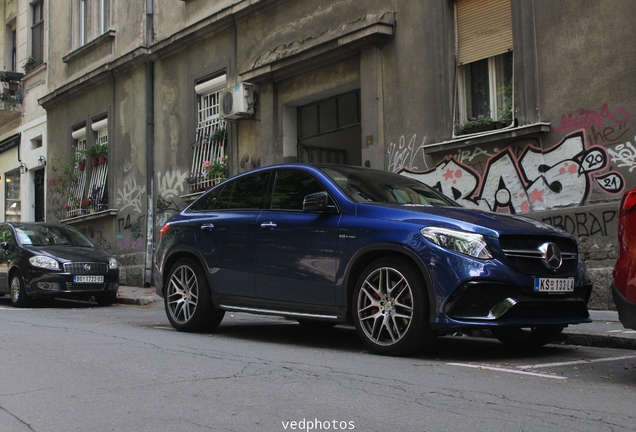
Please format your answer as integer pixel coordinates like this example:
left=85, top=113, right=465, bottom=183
left=387, top=134, right=428, bottom=173
left=553, top=103, right=630, bottom=135
left=116, top=176, right=146, bottom=214
left=155, top=169, right=186, bottom=227
left=541, top=209, right=616, bottom=238
left=398, top=130, right=625, bottom=214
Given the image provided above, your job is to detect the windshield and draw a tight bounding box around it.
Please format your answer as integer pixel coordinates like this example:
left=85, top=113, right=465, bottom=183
left=15, top=224, right=95, bottom=247
left=321, top=166, right=459, bottom=206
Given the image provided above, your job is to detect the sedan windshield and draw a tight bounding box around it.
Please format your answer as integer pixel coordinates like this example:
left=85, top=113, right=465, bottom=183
left=14, top=225, right=95, bottom=247
left=320, top=166, right=458, bottom=206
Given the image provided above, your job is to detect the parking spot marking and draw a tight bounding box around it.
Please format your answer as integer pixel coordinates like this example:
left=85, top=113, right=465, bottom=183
left=450, top=354, right=636, bottom=380
left=448, top=363, right=568, bottom=380
left=518, top=354, right=636, bottom=369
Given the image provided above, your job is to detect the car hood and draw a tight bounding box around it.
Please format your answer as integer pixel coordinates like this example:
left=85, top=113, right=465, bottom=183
left=356, top=203, right=569, bottom=238
left=23, top=245, right=111, bottom=263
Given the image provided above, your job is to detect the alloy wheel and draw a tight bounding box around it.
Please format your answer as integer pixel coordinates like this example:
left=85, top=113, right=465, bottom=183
left=167, top=264, right=200, bottom=324
left=356, top=266, right=414, bottom=346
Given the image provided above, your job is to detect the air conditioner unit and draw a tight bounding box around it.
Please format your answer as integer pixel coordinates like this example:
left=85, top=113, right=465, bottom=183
left=220, top=83, right=257, bottom=119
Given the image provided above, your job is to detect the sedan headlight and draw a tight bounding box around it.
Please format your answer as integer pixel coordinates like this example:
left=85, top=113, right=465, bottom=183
left=420, top=227, right=493, bottom=259
left=109, top=257, right=119, bottom=270
left=29, top=255, right=60, bottom=270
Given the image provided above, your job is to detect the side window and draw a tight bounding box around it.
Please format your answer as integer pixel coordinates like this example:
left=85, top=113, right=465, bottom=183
left=270, top=170, right=325, bottom=210
left=229, top=172, right=271, bottom=210
left=189, top=171, right=270, bottom=212
left=190, top=183, right=228, bottom=212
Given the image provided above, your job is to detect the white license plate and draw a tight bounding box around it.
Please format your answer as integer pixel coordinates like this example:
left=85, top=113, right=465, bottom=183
left=534, top=277, right=574, bottom=293
left=74, top=275, right=104, bottom=283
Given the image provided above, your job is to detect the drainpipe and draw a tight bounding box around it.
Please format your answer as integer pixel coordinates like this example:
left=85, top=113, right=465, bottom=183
left=144, top=0, right=155, bottom=287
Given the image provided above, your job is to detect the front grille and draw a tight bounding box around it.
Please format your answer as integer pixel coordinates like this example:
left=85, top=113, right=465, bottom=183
left=63, top=262, right=108, bottom=274
left=498, top=235, right=578, bottom=277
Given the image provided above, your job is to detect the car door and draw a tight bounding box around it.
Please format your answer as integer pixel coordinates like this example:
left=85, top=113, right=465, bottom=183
left=193, top=170, right=270, bottom=298
left=254, top=169, right=341, bottom=306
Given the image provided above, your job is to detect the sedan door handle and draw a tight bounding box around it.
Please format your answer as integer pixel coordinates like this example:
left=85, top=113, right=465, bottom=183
left=201, top=223, right=215, bottom=230
left=260, top=221, right=277, bottom=229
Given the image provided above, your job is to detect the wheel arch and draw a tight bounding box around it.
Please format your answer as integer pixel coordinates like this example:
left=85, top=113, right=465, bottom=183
left=161, top=248, right=212, bottom=298
left=343, top=244, right=435, bottom=324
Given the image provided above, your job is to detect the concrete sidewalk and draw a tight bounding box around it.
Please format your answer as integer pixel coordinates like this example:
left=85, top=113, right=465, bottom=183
left=115, top=285, right=636, bottom=350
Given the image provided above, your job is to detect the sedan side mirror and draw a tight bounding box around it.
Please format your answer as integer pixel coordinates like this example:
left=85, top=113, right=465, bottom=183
left=1, top=241, right=11, bottom=252
left=303, top=191, right=337, bottom=213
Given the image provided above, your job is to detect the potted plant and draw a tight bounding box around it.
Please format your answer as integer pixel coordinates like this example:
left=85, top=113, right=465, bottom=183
left=186, top=173, right=204, bottom=192
left=74, top=149, right=87, bottom=171
left=203, top=156, right=228, bottom=184
left=459, top=114, right=495, bottom=135
left=85, top=144, right=102, bottom=166
left=96, top=143, right=108, bottom=164
left=22, top=57, right=38, bottom=74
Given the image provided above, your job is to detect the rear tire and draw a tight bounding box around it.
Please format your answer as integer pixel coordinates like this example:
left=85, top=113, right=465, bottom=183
left=352, top=258, right=434, bottom=356
left=491, top=325, right=565, bottom=349
left=164, top=258, right=225, bottom=332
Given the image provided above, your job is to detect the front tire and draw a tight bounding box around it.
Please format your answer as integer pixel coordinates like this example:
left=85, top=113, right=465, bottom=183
left=352, top=258, right=434, bottom=356
left=164, top=258, right=225, bottom=332
left=10, top=272, right=30, bottom=308
left=491, top=326, right=565, bottom=349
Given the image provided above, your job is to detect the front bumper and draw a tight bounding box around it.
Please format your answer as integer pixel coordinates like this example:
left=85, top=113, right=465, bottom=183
left=432, top=280, right=593, bottom=331
left=612, top=282, right=636, bottom=330
left=25, top=271, right=119, bottom=299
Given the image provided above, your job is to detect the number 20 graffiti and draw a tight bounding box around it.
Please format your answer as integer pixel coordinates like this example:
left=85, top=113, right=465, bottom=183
left=398, top=130, right=624, bottom=214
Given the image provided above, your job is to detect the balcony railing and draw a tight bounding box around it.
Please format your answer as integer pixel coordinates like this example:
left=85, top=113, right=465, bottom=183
left=0, top=72, right=23, bottom=122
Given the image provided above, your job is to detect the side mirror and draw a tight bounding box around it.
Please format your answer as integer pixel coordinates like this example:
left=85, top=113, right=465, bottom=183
left=1, top=241, right=10, bottom=252
left=303, top=192, right=337, bottom=213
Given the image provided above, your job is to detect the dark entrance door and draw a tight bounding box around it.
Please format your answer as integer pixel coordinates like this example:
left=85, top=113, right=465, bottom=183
left=34, top=169, right=45, bottom=221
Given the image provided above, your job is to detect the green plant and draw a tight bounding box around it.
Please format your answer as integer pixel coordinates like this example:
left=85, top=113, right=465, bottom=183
left=22, top=56, right=38, bottom=73
left=459, top=114, right=494, bottom=133
left=211, top=127, right=226, bottom=143
left=203, top=156, right=228, bottom=180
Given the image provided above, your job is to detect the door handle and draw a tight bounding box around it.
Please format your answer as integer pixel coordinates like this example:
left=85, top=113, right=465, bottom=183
left=201, top=223, right=215, bottom=230
left=260, top=222, right=277, bottom=229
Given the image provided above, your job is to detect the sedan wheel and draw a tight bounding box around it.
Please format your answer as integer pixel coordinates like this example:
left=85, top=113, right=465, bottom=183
left=10, top=273, right=30, bottom=308
left=353, top=258, right=433, bottom=356
left=165, top=258, right=225, bottom=332
left=491, top=326, right=565, bottom=349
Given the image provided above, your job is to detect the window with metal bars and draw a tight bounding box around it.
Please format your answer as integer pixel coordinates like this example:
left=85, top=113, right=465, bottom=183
left=66, top=137, right=88, bottom=218
left=189, top=90, right=227, bottom=192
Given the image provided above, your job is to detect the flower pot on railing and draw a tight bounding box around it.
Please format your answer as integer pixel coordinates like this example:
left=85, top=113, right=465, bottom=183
left=91, top=158, right=98, bottom=167
left=78, top=160, right=86, bottom=171
left=98, top=156, right=106, bottom=165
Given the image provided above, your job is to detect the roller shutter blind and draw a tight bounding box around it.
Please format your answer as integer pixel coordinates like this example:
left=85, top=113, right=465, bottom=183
left=457, top=0, right=512, bottom=65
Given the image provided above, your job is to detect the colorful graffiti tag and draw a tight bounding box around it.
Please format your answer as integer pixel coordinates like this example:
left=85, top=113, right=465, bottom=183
left=398, top=130, right=625, bottom=214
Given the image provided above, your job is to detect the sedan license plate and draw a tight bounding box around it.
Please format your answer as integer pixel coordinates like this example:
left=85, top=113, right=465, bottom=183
left=534, top=277, right=574, bottom=293
left=73, top=275, right=104, bottom=283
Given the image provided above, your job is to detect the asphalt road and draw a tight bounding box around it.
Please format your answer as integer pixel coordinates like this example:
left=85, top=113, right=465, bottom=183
left=0, top=296, right=634, bottom=432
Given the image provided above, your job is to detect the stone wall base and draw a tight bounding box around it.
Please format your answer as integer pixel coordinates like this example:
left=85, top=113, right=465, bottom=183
left=587, top=267, right=615, bottom=310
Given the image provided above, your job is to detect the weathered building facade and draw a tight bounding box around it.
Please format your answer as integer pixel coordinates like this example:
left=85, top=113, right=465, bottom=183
left=32, top=0, right=636, bottom=308
left=0, top=0, right=48, bottom=225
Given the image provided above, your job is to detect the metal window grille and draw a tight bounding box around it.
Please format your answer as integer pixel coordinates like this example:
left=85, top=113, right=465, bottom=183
left=67, top=138, right=88, bottom=217
left=190, top=91, right=226, bottom=192
left=88, top=129, right=108, bottom=206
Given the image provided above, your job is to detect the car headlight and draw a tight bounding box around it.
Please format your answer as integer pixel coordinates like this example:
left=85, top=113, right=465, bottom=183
left=420, top=227, right=493, bottom=259
left=109, top=257, right=119, bottom=270
left=29, top=255, right=60, bottom=270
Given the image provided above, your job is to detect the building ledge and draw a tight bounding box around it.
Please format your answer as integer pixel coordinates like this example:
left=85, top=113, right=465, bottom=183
left=423, top=122, right=552, bottom=154
left=61, top=209, right=118, bottom=225
left=63, top=30, right=116, bottom=64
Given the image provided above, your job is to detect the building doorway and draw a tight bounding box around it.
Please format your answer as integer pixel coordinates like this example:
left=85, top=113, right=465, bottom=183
left=34, top=169, right=45, bottom=221
left=297, top=90, right=361, bottom=166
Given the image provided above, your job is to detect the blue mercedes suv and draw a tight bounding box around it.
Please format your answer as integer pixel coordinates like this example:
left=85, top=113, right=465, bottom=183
left=154, top=164, right=592, bottom=356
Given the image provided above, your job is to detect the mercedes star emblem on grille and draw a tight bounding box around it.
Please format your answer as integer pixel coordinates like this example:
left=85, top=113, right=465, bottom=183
left=538, top=242, right=562, bottom=270
left=84, top=264, right=91, bottom=271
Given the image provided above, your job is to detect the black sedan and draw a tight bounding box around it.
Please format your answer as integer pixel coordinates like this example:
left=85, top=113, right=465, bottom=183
left=0, top=222, right=119, bottom=307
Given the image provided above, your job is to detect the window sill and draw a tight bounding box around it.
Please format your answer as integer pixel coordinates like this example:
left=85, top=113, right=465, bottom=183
left=425, top=122, right=552, bottom=154
left=61, top=209, right=118, bottom=224
left=63, top=30, right=116, bottom=64
left=180, top=192, right=203, bottom=203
